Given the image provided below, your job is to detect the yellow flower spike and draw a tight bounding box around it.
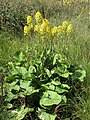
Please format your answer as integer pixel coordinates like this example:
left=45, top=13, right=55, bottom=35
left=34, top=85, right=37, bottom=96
left=28, top=23, right=33, bottom=30
left=57, top=25, right=63, bottom=35
left=34, top=24, right=40, bottom=32
left=24, top=25, right=29, bottom=36
left=67, top=24, right=73, bottom=33
left=40, top=26, right=45, bottom=35
left=27, top=15, right=32, bottom=25
left=62, top=21, right=69, bottom=29
left=35, top=11, right=43, bottom=24
left=43, top=19, right=49, bottom=25
left=46, top=26, right=50, bottom=33
left=51, top=27, right=58, bottom=36
left=40, top=19, right=49, bottom=35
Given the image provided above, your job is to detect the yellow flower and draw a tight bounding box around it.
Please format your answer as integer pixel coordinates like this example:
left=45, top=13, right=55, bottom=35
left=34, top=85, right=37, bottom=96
left=24, top=25, right=29, bottom=36
left=62, top=21, right=69, bottom=29
left=40, top=19, right=50, bottom=35
left=43, top=19, right=49, bottom=25
left=28, top=23, right=33, bottom=30
left=63, top=0, right=71, bottom=5
left=35, top=11, right=43, bottom=24
left=27, top=15, right=32, bottom=25
left=46, top=26, right=50, bottom=33
left=67, top=24, right=73, bottom=33
left=51, top=27, right=58, bottom=36
left=40, top=21, right=46, bottom=34
left=34, top=24, right=40, bottom=32
left=57, top=25, right=63, bottom=35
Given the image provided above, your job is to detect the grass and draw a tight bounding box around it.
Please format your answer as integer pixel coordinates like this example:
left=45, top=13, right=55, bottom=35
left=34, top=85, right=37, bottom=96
left=0, top=0, right=90, bottom=119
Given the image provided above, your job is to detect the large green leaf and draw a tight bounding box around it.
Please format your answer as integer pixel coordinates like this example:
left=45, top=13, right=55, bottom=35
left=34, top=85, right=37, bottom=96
left=39, top=111, right=56, bottom=120
left=16, top=106, right=29, bottom=120
left=61, top=72, right=71, bottom=78
left=42, top=83, right=55, bottom=91
left=18, top=91, right=25, bottom=97
left=40, top=90, right=61, bottom=106
left=51, top=78, right=61, bottom=85
left=28, top=65, right=36, bottom=73
left=74, top=69, right=86, bottom=81
left=18, top=52, right=25, bottom=62
left=13, top=51, right=25, bottom=63
left=26, top=87, right=39, bottom=95
left=10, top=80, right=19, bottom=86
left=16, top=66, right=27, bottom=76
left=9, top=80, right=20, bottom=91
left=55, top=86, right=68, bottom=94
left=11, top=85, right=20, bottom=91
left=61, top=84, right=70, bottom=89
left=6, top=92, right=17, bottom=102
left=61, top=95, right=67, bottom=103
left=20, top=80, right=30, bottom=89
left=7, top=103, right=13, bottom=109
left=49, top=84, right=55, bottom=91
left=11, top=66, right=27, bottom=76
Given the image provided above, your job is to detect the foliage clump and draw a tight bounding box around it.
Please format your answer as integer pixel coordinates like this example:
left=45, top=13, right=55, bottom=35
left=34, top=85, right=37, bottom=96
left=1, top=50, right=86, bottom=120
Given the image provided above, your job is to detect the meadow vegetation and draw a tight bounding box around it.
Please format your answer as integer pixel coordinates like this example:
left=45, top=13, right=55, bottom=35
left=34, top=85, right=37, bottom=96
left=0, top=0, right=90, bottom=120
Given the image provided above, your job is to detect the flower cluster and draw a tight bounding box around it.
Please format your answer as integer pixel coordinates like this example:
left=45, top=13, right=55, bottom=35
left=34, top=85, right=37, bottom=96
left=24, top=11, right=73, bottom=37
left=51, top=21, right=73, bottom=37
left=35, top=11, right=43, bottom=24
left=24, top=15, right=33, bottom=36
left=39, top=19, right=50, bottom=35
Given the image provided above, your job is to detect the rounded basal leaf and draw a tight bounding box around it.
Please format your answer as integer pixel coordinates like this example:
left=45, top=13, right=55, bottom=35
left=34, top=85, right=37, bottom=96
left=19, top=52, right=25, bottom=62
left=10, top=80, right=19, bottom=86
left=55, top=86, right=68, bottom=94
left=74, top=69, right=86, bottom=81
left=18, top=92, right=25, bottom=97
left=16, top=66, right=27, bottom=76
left=54, top=66, right=72, bottom=78
left=13, top=51, right=25, bottom=63
left=16, top=106, right=29, bottom=120
left=61, top=84, right=70, bottom=89
left=40, top=91, right=61, bottom=106
left=8, top=110, right=18, bottom=120
left=11, top=66, right=27, bottom=76
left=42, top=83, right=55, bottom=91
left=41, top=84, right=50, bottom=90
left=7, top=81, right=20, bottom=92
left=6, top=92, right=17, bottom=102
left=11, top=85, right=20, bottom=91
left=20, top=80, right=30, bottom=89
left=7, top=103, right=13, bottom=109
left=51, top=78, right=61, bottom=85
left=61, top=95, right=67, bottom=103
left=26, top=87, right=39, bottom=95
left=49, top=84, right=55, bottom=91
left=39, top=111, right=56, bottom=120
left=28, top=65, right=36, bottom=73
left=61, top=72, right=71, bottom=78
